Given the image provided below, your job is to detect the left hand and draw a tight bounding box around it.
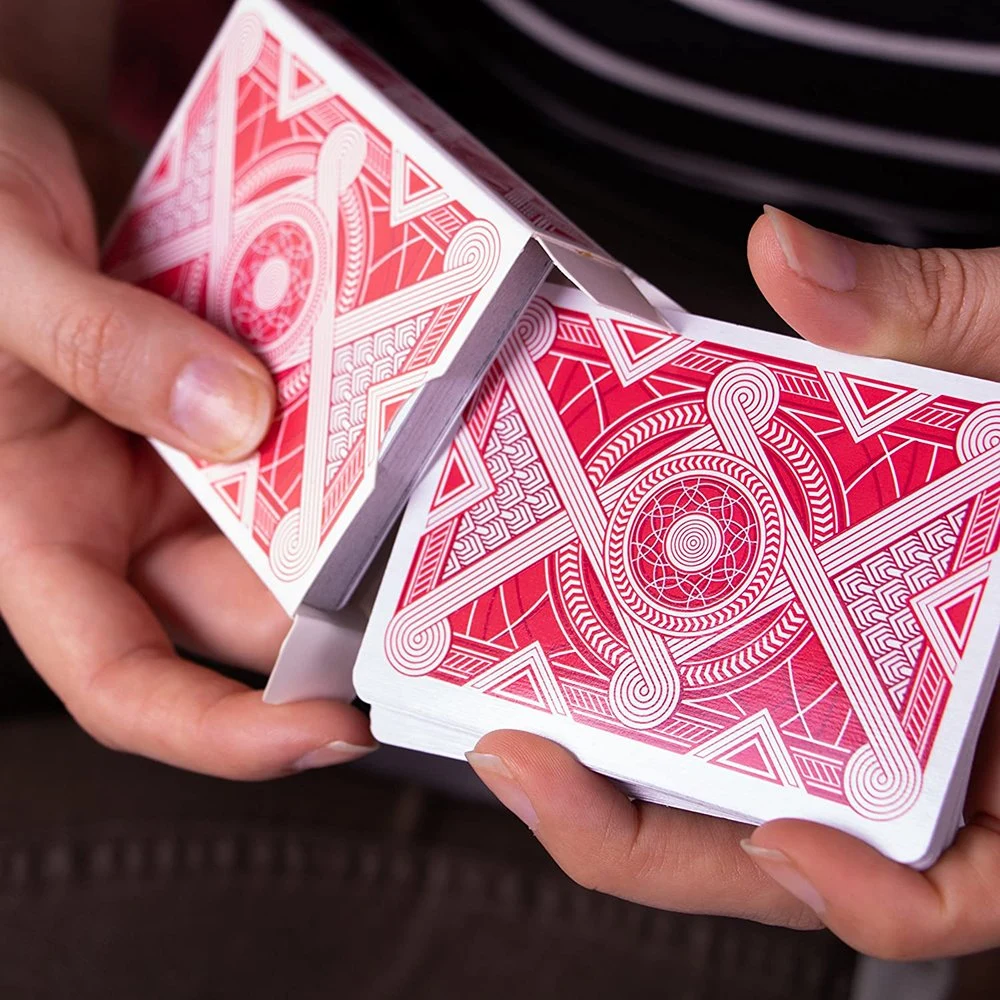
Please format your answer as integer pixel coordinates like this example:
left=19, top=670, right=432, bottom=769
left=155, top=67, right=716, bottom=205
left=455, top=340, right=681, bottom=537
left=0, top=84, right=375, bottom=779
left=467, top=208, right=1000, bottom=959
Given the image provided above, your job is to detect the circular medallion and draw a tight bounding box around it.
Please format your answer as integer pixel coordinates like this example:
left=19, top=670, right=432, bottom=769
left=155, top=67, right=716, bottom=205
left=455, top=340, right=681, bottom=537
left=548, top=399, right=841, bottom=690
left=605, top=452, right=784, bottom=636
left=222, top=199, right=330, bottom=373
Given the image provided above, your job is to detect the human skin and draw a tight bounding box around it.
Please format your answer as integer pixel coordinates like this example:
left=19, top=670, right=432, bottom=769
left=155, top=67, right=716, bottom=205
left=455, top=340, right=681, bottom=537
left=0, top=3, right=377, bottom=776
left=5, top=0, right=1000, bottom=959
left=470, top=209, right=1000, bottom=959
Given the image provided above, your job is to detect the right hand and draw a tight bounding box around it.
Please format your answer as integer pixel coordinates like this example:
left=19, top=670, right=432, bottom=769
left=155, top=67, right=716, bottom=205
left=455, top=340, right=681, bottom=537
left=0, top=82, right=375, bottom=777
left=469, top=207, right=1000, bottom=959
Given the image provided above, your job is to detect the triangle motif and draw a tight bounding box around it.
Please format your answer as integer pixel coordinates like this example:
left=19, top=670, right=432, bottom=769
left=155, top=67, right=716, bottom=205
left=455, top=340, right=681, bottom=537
left=151, top=145, right=174, bottom=185
left=403, top=157, right=439, bottom=201
left=467, top=643, right=570, bottom=717
left=820, top=370, right=931, bottom=442
left=911, top=560, right=991, bottom=675
left=378, top=396, right=408, bottom=445
left=390, top=149, right=449, bottom=224
left=597, top=316, right=692, bottom=387
left=615, top=320, right=677, bottom=361
left=276, top=49, right=331, bottom=121
left=431, top=448, right=472, bottom=510
left=853, top=381, right=902, bottom=415
left=291, top=60, right=321, bottom=98
left=715, top=736, right=781, bottom=784
left=844, top=374, right=909, bottom=417
left=938, top=581, right=986, bottom=655
left=691, top=709, right=802, bottom=788
left=135, top=137, right=183, bottom=206
left=215, top=473, right=247, bottom=518
left=492, top=668, right=547, bottom=711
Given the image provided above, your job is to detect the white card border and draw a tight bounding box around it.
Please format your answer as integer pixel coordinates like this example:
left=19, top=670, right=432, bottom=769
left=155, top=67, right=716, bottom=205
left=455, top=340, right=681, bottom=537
left=355, top=282, right=1000, bottom=866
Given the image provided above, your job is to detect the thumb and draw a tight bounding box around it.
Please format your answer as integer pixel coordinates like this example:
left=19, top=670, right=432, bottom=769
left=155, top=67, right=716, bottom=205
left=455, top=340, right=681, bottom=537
left=0, top=82, right=275, bottom=461
left=748, top=207, right=1000, bottom=380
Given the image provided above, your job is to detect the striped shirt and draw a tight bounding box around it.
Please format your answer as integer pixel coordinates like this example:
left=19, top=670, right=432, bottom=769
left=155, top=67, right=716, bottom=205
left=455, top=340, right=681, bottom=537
left=331, top=0, right=1000, bottom=249
left=115, top=1, right=1000, bottom=252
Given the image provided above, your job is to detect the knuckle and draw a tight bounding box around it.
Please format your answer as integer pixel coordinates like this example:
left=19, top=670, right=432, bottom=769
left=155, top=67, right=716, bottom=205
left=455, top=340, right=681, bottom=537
left=550, top=838, right=602, bottom=893
left=66, top=652, right=154, bottom=758
left=0, top=186, right=30, bottom=234
left=775, top=906, right=825, bottom=932
left=0, top=155, right=53, bottom=232
left=66, top=699, right=127, bottom=755
left=556, top=805, right=662, bottom=899
left=859, top=923, right=927, bottom=962
left=49, top=300, right=131, bottom=408
left=907, top=247, right=986, bottom=356
left=616, top=805, right=672, bottom=884
left=558, top=854, right=607, bottom=895
left=551, top=815, right=623, bottom=893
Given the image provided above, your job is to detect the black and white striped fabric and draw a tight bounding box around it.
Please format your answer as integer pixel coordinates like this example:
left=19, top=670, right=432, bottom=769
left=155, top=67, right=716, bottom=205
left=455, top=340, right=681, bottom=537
left=330, top=0, right=1000, bottom=249
left=465, top=0, right=1000, bottom=246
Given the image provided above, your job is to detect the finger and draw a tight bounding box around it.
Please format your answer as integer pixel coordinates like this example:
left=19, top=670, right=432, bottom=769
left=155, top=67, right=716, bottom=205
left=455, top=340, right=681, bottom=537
left=745, top=817, right=1000, bottom=959
left=0, top=542, right=374, bottom=779
left=747, top=206, right=1000, bottom=379
left=0, top=225, right=276, bottom=460
left=130, top=523, right=292, bottom=673
left=0, top=85, right=276, bottom=460
left=124, top=457, right=290, bottom=672
left=0, top=81, right=97, bottom=262
left=468, top=731, right=821, bottom=928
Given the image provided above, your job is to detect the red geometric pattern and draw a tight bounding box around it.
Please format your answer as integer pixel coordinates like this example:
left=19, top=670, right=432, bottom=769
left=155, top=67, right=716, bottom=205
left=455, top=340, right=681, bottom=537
left=295, top=5, right=601, bottom=251
left=385, top=293, right=1000, bottom=820
left=104, top=7, right=503, bottom=602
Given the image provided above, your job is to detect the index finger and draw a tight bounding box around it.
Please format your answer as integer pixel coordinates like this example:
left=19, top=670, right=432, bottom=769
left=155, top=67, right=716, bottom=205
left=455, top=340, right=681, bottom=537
left=0, top=222, right=276, bottom=461
left=0, top=83, right=276, bottom=461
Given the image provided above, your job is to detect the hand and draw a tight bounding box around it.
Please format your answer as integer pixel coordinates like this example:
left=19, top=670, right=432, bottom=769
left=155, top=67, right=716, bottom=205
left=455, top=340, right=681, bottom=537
left=0, top=83, right=374, bottom=778
left=468, top=206, right=1000, bottom=959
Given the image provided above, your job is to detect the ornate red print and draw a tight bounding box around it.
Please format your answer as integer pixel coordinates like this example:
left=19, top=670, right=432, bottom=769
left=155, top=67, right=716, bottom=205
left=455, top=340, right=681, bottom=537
left=104, top=8, right=502, bottom=603
left=383, top=294, right=1000, bottom=822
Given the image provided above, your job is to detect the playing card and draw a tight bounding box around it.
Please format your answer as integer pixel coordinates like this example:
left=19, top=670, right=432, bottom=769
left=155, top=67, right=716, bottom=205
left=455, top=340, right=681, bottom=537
left=288, top=5, right=609, bottom=254
left=356, top=281, right=1000, bottom=866
left=103, top=0, right=659, bottom=632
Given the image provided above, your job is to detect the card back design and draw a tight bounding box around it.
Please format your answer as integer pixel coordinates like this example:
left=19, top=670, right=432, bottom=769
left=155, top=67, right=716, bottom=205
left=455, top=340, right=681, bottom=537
left=103, top=6, right=506, bottom=607
left=293, top=6, right=601, bottom=252
left=381, top=294, right=1000, bottom=822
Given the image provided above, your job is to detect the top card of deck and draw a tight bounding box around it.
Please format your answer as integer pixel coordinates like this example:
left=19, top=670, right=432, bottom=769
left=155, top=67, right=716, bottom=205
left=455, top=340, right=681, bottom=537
left=356, top=282, right=1000, bottom=864
left=102, top=0, right=531, bottom=614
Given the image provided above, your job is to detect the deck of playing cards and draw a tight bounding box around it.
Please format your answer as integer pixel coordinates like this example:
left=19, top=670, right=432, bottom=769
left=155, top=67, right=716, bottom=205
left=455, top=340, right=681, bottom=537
left=356, top=281, right=1000, bottom=867
left=102, top=0, right=662, bottom=701
left=106, top=0, right=1000, bottom=867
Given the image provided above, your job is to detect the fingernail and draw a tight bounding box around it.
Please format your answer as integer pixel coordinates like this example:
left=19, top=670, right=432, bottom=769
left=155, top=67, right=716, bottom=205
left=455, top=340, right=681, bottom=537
left=741, top=840, right=826, bottom=917
left=763, top=205, right=857, bottom=292
left=170, top=358, right=274, bottom=459
left=465, top=751, right=539, bottom=831
left=293, top=740, right=378, bottom=771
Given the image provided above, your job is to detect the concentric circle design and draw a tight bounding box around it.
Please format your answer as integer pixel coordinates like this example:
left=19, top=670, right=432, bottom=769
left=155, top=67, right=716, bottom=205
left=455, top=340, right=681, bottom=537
left=605, top=452, right=784, bottom=635
left=843, top=744, right=922, bottom=821
left=232, top=14, right=264, bottom=76
left=957, top=402, right=1000, bottom=462
left=662, top=513, right=723, bottom=574
left=222, top=199, right=330, bottom=373
left=513, top=297, right=557, bottom=361
left=252, top=257, right=292, bottom=311
left=385, top=616, right=453, bottom=676
left=230, top=222, right=313, bottom=344
left=550, top=399, right=841, bottom=690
